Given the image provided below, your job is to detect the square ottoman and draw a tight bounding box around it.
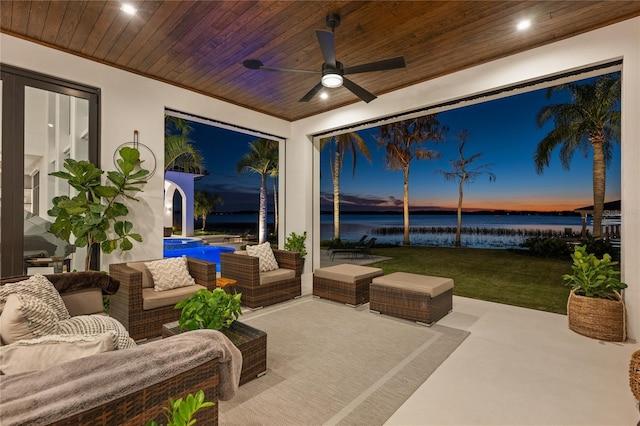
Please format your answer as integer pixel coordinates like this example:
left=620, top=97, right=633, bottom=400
left=313, top=264, right=384, bottom=306
left=370, top=272, right=454, bottom=325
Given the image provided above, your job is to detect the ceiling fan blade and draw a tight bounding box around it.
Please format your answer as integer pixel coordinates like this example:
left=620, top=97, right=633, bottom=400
left=343, top=56, right=407, bottom=75
left=299, top=82, right=324, bottom=102
left=342, top=77, right=376, bottom=103
left=315, top=30, right=336, bottom=67
left=243, top=59, right=319, bottom=74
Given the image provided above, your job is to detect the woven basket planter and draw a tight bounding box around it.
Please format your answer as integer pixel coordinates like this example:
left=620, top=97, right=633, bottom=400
left=567, top=289, right=626, bottom=342
left=630, top=350, right=640, bottom=400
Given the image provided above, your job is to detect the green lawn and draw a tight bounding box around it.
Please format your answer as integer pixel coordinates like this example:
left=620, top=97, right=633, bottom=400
left=365, top=246, right=572, bottom=314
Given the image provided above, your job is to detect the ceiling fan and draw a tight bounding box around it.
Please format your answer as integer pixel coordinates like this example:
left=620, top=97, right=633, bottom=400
left=242, top=13, right=407, bottom=103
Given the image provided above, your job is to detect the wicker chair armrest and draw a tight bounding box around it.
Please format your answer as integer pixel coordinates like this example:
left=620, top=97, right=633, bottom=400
left=186, top=257, right=217, bottom=290
left=108, top=263, right=144, bottom=301
left=220, top=252, right=260, bottom=285
left=273, top=249, right=302, bottom=276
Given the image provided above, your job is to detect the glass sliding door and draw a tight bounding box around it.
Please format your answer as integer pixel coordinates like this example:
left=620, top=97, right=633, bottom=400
left=23, top=87, right=90, bottom=273
left=1, top=65, right=99, bottom=277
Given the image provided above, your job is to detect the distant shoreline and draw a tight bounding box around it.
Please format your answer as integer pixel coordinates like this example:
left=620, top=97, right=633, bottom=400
left=320, top=209, right=582, bottom=217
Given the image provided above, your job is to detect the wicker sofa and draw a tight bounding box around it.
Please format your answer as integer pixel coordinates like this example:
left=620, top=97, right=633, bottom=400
left=0, top=272, right=241, bottom=425
left=109, top=257, right=216, bottom=340
left=220, top=249, right=302, bottom=309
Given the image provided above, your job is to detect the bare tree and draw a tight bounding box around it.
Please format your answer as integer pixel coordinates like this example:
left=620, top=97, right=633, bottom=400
left=437, top=130, right=495, bottom=247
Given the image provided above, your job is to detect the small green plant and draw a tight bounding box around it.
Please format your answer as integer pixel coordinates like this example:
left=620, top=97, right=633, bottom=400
left=563, top=245, right=627, bottom=300
left=146, top=390, right=214, bottom=426
left=48, top=147, right=149, bottom=270
left=284, top=231, right=307, bottom=258
left=175, top=288, right=242, bottom=331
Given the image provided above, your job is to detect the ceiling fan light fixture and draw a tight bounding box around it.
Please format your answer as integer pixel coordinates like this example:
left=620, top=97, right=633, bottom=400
left=321, top=73, right=343, bottom=88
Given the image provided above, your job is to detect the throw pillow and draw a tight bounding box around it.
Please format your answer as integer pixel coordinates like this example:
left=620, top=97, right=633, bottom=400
left=145, top=257, right=196, bottom=292
left=0, top=331, right=118, bottom=375
left=0, top=293, right=59, bottom=345
left=246, top=242, right=279, bottom=272
left=56, top=315, right=136, bottom=349
left=0, top=274, right=70, bottom=320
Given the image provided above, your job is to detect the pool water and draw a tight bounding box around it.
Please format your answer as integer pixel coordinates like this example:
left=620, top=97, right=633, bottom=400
left=163, top=238, right=235, bottom=272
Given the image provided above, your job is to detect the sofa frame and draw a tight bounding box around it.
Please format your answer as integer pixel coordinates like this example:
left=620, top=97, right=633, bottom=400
left=109, top=257, right=217, bottom=341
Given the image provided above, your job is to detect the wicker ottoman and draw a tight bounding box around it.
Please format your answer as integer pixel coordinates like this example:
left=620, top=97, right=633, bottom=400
left=370, top=272, right=454, bottom=325
left=313, top=264, right=384, bottom=306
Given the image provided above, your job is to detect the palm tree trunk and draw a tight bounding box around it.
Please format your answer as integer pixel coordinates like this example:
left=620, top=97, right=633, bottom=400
left=591, top=135, right=606, bottom=239
left=333, top=151, right=342, bottom=240
left=201, top=213, right=206, bottom=231
left=259, top=175, right=267, bottom=244
left=456, top=178, right=465, bottom=247
left=403, top=165, right=410, bottom=246
left=272, top=177, right=278, bottom=236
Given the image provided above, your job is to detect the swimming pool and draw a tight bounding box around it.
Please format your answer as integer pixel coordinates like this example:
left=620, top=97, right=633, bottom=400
left=163, top=238, right=235, bottom=272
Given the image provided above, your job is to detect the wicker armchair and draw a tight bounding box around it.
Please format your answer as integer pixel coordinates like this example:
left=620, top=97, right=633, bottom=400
left=220, top=249, right=302, bottom=309
left=109, top=257, right=216, bottom=341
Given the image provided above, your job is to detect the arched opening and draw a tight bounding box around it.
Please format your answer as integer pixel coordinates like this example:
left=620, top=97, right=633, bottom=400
left=164, top=179, right=189, bottom=236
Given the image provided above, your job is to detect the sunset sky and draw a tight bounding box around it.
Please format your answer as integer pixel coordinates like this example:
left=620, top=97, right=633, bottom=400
left=189, top=73, right=621, bottom=214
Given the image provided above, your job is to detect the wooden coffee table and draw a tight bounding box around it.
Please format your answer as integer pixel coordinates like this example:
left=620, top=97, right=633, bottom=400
left=162, top=320, right=267, bottom=385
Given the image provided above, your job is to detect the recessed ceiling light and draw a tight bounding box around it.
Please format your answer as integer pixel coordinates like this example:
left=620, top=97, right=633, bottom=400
left=517, top=19, right=531, bottom=31
left=121, top=4, right=137, bottom=16
left=320, top=92, right=329, bottom=100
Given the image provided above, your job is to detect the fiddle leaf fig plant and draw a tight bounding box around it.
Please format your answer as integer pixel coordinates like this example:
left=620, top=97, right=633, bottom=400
left=48, top=147, right=149, bottom=271
left=563, top=245, right=627, bottom=300
left=175, top=288, right=242, bottom=331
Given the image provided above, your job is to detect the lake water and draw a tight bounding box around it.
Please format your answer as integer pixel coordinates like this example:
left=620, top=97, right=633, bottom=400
left=319, top=213, right=584, bottom=249
left=206, top=212, right=584, bottom=249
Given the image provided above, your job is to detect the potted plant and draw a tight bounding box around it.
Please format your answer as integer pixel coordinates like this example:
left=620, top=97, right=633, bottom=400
left=175, top=288, right=242, bottom=331
left=563, top=245, right=627, bottom=341
left=48, top=147, right=149, bottom=271
left=146, top=390, right=214, bottom=426
left=284, top=231, right=307, bottom=258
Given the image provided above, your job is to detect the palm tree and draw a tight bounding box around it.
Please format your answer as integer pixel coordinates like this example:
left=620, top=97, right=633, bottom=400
left=164, top=115, right=204, bottom=174
left=376, top=115, right=447, bottom=245
left=320, top=133, right=372, bottom=240
left=535, top=73, right=621, bottom=238
left=237, top=138, right=279, bottom=243
left=437, top=130, right=495, bottom=247
left=193, top=190, right=223, bottom=232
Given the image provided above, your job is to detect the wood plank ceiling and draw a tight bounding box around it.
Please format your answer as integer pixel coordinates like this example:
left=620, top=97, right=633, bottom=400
left=2, top=1, right=640, bottom=122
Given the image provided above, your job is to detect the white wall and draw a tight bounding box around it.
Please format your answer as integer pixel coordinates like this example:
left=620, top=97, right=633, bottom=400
left=2, top=17, right=639, bottom=338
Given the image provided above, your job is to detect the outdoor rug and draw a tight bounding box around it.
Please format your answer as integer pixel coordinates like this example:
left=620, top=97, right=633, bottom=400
left=219, top=295, right=469, bottom=426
